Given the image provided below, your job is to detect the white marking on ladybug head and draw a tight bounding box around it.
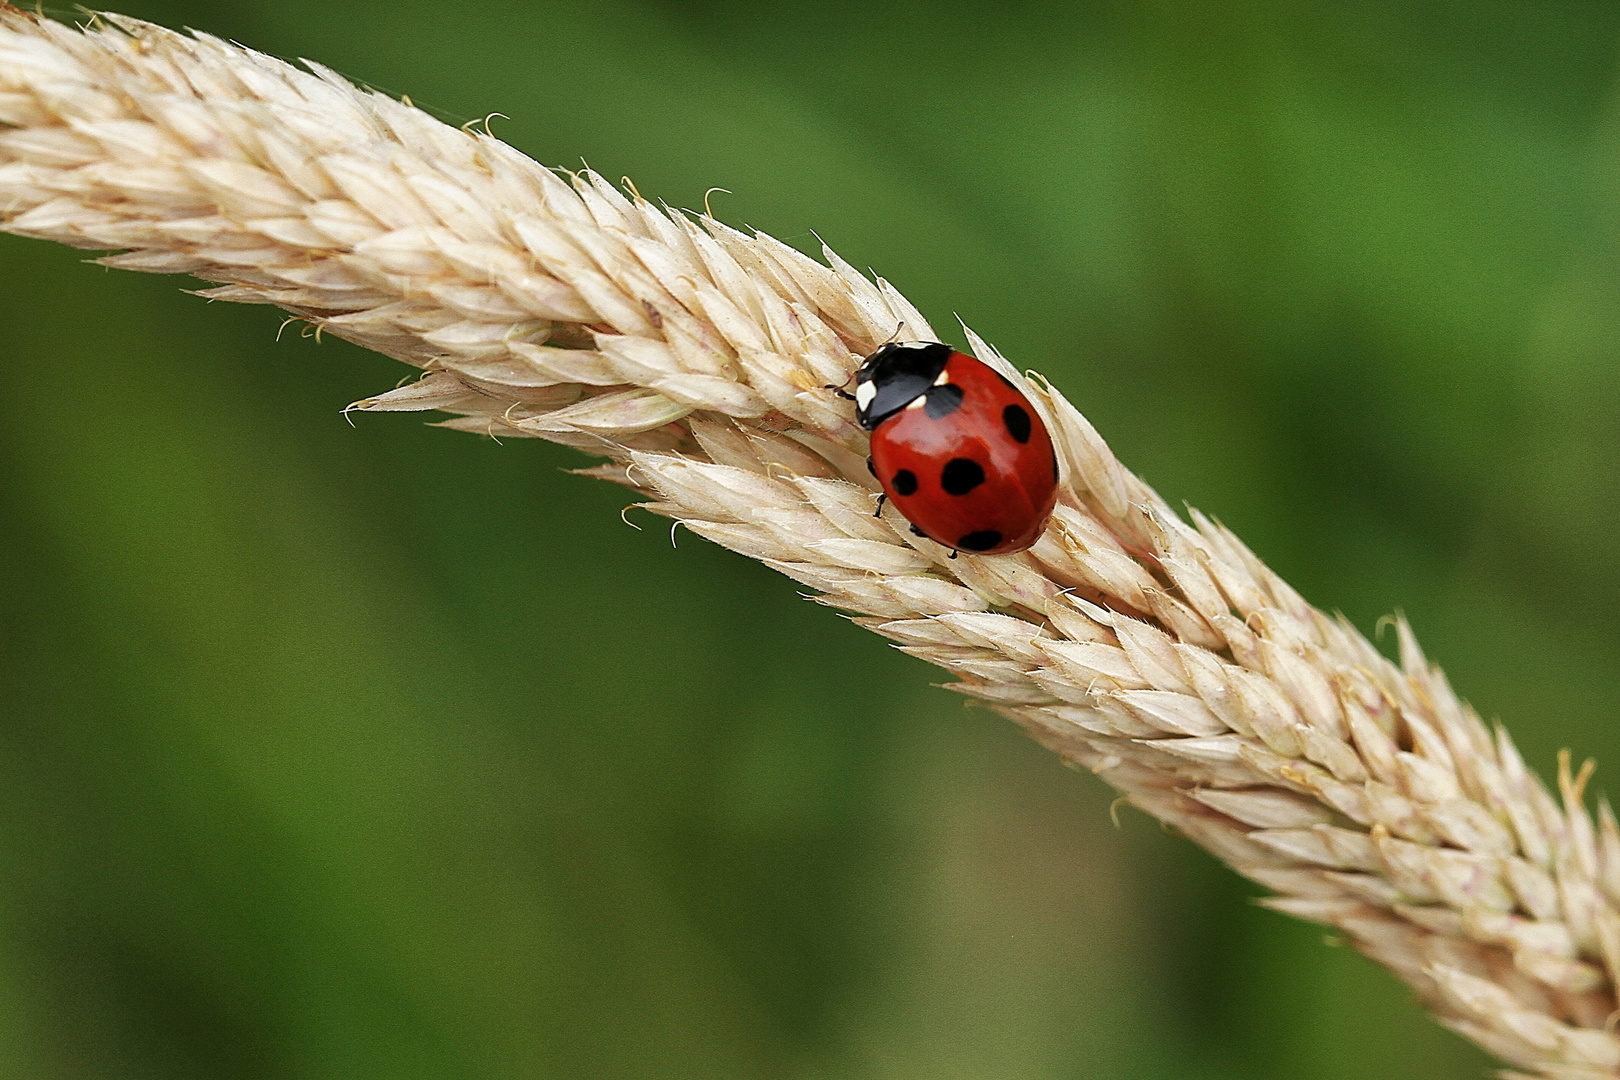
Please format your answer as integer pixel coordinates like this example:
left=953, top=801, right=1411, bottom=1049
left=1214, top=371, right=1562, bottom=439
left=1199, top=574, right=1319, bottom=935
left=905, top=397, right=926, bottom=411
left=933, top=370, right=951, bottom=386
left=855, top=381, right=877, bottom=410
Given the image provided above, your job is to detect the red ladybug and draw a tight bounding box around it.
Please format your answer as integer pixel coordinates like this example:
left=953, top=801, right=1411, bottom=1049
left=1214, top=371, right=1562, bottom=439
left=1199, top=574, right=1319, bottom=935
left=853, top=341, right=1059, bottom=555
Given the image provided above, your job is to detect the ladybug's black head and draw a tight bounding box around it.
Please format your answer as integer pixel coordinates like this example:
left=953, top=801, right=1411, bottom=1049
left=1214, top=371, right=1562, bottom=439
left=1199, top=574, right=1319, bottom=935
left=853, top=341, right=952, bottom=430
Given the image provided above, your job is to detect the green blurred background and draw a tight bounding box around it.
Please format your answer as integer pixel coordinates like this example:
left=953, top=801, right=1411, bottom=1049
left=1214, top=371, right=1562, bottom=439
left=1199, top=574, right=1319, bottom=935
left=3, top=1, right=1619, bottom=1076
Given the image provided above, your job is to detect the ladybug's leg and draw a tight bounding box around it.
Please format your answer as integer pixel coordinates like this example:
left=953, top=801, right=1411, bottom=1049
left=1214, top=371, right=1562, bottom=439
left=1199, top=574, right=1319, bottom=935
left=824, top=384, right=857, bottom=402
left=909, top=524, right=927, bottom=538
left=873, top=493, right=887, bottom=517
left=865, top=456, right=876, bottom=476
left=948, top=550, right=958, bottom=560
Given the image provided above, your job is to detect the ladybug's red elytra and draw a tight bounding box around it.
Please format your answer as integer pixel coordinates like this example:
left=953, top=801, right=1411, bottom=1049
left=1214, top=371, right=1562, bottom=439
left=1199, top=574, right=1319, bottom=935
left=853, top=340, right=1059, bottom=555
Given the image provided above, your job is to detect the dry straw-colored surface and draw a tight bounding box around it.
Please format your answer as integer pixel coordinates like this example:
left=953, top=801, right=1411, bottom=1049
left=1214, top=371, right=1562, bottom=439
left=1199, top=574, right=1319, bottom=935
left=1, top=8, right=1615, bottom=1076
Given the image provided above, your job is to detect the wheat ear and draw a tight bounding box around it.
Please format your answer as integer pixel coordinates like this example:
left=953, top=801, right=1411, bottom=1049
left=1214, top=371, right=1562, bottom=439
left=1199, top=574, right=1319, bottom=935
left=2, top=8, right=1615, bottom=1076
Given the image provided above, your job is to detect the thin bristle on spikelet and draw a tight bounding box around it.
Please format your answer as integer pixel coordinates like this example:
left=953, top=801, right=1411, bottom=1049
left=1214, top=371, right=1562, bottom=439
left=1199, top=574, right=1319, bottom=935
left=2, top=7, right=1617, bottom=1075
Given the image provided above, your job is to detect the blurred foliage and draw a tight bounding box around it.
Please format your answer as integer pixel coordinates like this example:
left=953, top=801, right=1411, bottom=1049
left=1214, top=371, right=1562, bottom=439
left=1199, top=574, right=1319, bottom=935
left=4, top=0, right=1620, bottom=1076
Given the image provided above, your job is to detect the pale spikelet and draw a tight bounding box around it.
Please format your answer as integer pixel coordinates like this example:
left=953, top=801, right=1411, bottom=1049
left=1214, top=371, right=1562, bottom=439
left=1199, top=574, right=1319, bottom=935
left=2, top=8, right=1616, bottom=1074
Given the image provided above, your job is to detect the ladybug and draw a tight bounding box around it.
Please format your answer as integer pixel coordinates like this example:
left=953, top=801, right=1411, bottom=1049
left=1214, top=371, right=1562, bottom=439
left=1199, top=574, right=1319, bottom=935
left=851, top=340, right=1059, bottom=555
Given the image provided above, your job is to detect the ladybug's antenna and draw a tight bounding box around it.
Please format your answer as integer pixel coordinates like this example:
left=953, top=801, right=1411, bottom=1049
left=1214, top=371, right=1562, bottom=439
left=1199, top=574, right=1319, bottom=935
left=824, top=322, right=909, bottom=401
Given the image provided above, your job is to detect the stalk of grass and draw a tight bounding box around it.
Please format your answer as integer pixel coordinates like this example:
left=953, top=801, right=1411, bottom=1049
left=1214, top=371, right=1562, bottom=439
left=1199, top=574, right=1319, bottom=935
left=2, top=8, right=1615, bottom=1075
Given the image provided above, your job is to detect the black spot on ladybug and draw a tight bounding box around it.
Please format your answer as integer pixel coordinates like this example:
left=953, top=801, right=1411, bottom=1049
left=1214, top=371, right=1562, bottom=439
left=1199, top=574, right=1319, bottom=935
left=941, top=458, right=985, bottom=495
left=958, top=530, right=1002, bottom=552
left=892, top=469, right=918, bottom=496
left=923, top=383, right=965, bottom=419
left=1002, top=403, right=1032, bottom=443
